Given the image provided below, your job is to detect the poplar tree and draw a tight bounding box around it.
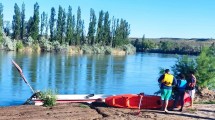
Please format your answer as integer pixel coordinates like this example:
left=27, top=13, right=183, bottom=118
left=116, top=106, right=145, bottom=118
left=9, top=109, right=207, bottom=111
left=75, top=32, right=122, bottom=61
left=56, top=6, right=63, bottom=43
left=49, top=7, right=56, bottom=42
left=44, top=13, right=48, bottom=39
left=76, top=6, right=81, bottom=45
left=0, top=3, right=3, bottom=42
left=80, top=20, right=85, bottom=45
left=103, top=11, right=111, bottom=45
left=71, top=15, right=76, bottom=45
left=12, top=3, right=21, bottom=39
left=96, top=10, right=104, bottom=44
left=110, top=16, right=116, bottom=47
left=27, top=17, right=33, bottom=37
left=31, top=2, right=39, bottom=40
left=87, top=8, right=96, bottom=45
left=20, top=2, right=26, bottom=39
left=66, top=6, right=73, bottom=45
left=40, top=11, right=46, bottom=36
left=61, top=9, right=66, bottom=44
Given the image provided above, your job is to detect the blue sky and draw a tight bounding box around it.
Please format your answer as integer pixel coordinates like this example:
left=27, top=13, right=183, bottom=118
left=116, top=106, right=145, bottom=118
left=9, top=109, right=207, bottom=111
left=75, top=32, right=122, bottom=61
left=1, top=0, right=215, bottom=38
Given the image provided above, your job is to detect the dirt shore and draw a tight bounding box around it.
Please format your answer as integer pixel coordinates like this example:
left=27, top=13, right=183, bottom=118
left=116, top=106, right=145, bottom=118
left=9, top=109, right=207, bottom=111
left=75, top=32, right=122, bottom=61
left=0, top=103, right=214, bottom=120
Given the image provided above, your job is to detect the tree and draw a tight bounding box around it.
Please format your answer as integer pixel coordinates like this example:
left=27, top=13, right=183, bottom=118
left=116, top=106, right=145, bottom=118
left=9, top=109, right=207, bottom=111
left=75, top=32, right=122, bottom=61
left=96, top=10, right=104, bottom=45
left=76, top=6, right=81, bottom=45
left=4, top=21, right=11, bottom=36
left=80, top=20, right=85, bottom=45
left=40, top=11, right=46, bottom=36
left=20, top=2, right=26, bottom=39
left=56, top=6, right=66, bottom=44
left=196, top=47, right=215, bottom=89
left=171, top=47, right=215, bottom=89
left=103, top=11, right=111, bottom=46
left=110, top=16, right=116, bottom=47
left=65, top=6, right=73, bottom=45
left=44, top=13, right=48, bottom=39
left=87, top=8, right=96, bottom=45
left=49, top=7, right=56, bottom=42
left=26, top=17, right=33, bottom=37
left=0, top=3, right=3, bottom=42
left=31, top=2, right=39, bottom=40
left=12, top=3, right=21, bottom=39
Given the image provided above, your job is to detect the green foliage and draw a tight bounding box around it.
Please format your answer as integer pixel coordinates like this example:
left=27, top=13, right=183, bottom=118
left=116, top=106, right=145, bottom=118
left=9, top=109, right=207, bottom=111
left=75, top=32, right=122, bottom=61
left=40, top=11, right=46, bottom=36
left=21, top=3, right=26, bottom=39
left=196, top=47, right=215, bottom=89
left=0, top=3, right=3, bottom=30
left=12, top=3, right=21, bottom=39
left=76, top=6, right=82, bottom=45
left=103, top=12, right=111, bottom=46
left=79, top=104, right=89, bottom=108
left=49, top=7, right=56, bottom=42
left=38, top=89, right=57, bottom=107
left=172, top=55, right=196, bottom=79
left=171, top=47, right=215, bottom=89
left=66, top=6, right=74, bottom=45
left=96, top=10, right=104, bottom=45
left=142, top=39, right=157, bottom=51
left=31, top=2, right=40, bottom=40
left=159, top=41, right=175, bottom=52
left=16, top=40, right=24, bottom=50
left=88, top=8, right=97, bottom=45
left=194, top=100, right=215, bottom=104
left=40, top=37, right=51, bottom=51
left=56, top=5, right=66, bottom=44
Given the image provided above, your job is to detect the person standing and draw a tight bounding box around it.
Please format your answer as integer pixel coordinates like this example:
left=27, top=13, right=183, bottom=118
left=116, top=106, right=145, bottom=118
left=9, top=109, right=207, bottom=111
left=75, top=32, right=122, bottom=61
left=187, top=71, right=197, bottom=108
left=158, top=69, right=177, bottom=113
left=172, top=73, right=187, bottom=112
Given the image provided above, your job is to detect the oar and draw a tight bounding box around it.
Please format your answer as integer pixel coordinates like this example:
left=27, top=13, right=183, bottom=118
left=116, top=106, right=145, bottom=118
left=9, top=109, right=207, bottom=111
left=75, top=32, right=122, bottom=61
left=85, top=94, right=94, bottom=99
left=137, top=94, right=144, bottom=115
left=11, top=59, right=35, bottom=93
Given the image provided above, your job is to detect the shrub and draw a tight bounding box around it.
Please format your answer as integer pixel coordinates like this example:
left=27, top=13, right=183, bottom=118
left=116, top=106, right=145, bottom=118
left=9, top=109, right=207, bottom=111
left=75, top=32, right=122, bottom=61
left=38, top=89, right=57, bottom=107
left=16, top=40, right=24, bottom=51
left=171, top=47, right=215, bottom=89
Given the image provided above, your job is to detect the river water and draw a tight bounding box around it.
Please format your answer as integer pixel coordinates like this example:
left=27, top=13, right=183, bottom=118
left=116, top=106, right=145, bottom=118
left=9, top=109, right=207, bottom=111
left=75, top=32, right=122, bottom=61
left=0, top=51, right=179, bottom=106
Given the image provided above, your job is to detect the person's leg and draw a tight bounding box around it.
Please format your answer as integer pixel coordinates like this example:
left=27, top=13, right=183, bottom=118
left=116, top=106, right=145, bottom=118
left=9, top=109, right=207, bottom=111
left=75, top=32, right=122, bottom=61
left=172, top=91, right=179, bottom=110
left=190, top=89, right=195, bottom=107
left=179, top=91, right=185, bottom=111
left=164, top=89, right=172, bottom=112
left=164, top=100, right=169, bottom=112
left=160, top=89, right=165, bottom=110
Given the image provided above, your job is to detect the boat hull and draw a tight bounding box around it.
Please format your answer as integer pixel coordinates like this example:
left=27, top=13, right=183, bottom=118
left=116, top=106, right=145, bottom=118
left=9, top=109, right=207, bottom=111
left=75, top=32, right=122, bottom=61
left=32, top=94, right=112, bottom=106
left=105, top=93, right=191, bottom=109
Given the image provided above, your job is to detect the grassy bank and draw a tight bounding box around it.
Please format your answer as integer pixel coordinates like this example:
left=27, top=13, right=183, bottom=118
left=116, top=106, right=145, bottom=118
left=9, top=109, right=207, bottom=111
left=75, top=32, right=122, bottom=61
left=0, top=35, right=136, bottom=55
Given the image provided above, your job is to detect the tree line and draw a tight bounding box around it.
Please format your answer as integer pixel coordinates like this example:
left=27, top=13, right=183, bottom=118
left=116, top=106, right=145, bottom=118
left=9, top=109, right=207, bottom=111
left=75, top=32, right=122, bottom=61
left=0, top=2, right=130, bottom=48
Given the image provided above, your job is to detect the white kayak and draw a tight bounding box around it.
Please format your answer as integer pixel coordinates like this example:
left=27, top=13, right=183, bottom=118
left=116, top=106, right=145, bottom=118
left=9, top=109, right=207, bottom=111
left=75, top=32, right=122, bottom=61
left=27, top=93, right=113, bottom=106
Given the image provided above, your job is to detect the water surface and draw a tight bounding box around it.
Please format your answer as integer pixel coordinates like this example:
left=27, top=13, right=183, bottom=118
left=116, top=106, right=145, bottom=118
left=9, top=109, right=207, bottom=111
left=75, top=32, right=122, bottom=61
left=0, top=51, right=178, bottom=106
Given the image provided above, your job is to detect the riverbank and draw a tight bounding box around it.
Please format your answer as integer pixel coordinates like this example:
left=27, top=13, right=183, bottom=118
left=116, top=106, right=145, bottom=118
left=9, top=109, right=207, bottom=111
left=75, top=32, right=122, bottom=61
left=0, top=103, right=214, bottom=120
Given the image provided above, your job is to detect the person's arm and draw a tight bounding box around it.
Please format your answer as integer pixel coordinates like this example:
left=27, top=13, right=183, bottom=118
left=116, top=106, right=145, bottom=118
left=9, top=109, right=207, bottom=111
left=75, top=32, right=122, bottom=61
left=158, top=75, right=164, bottom=83
left=172, top=77, right=177, bottom=86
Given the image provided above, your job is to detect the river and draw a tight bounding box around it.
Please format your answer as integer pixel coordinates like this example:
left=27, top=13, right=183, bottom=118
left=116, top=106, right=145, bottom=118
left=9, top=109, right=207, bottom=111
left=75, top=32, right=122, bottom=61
left=0, top=51, right=179, bottom=106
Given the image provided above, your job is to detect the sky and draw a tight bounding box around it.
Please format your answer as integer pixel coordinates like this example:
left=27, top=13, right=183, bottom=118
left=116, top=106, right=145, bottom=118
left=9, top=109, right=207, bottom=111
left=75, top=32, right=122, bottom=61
left=1, top=0, right=215, bottom=38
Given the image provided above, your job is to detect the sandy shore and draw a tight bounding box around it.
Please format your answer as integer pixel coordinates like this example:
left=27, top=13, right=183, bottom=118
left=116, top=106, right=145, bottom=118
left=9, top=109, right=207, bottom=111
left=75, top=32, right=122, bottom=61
left=0, top=103, right=214, bottom=120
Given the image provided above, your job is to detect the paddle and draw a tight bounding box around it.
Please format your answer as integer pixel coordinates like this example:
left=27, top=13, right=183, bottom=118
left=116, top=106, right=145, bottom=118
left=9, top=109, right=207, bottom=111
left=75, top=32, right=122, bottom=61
left=11, top=59, right=35, bottom=93
left=85, top=94, right=94, bottom=99
left=137, top=93, right=144, bottom=115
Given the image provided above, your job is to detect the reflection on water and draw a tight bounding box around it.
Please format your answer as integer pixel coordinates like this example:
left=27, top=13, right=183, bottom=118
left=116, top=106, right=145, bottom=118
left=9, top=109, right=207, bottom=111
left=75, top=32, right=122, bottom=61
left=0, top=51, right=179, bottom=106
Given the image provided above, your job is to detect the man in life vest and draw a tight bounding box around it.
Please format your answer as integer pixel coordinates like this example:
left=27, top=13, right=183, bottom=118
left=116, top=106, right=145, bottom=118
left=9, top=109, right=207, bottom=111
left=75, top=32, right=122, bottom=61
left=158, top=69, right=177, bottom=113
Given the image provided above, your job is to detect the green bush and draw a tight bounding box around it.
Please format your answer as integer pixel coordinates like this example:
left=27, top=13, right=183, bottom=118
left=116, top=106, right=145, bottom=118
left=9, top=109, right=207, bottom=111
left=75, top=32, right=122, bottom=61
left=39, top=89, right=57, bottom=107
left=171, top=47, right=215, bottom=89
left=16, top=41, right=24, bottom=50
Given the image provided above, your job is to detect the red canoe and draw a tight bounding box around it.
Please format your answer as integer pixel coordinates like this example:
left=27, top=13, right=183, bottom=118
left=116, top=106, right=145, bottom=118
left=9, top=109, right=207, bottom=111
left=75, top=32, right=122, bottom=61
left=105, top=93, right=191, bottom=109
